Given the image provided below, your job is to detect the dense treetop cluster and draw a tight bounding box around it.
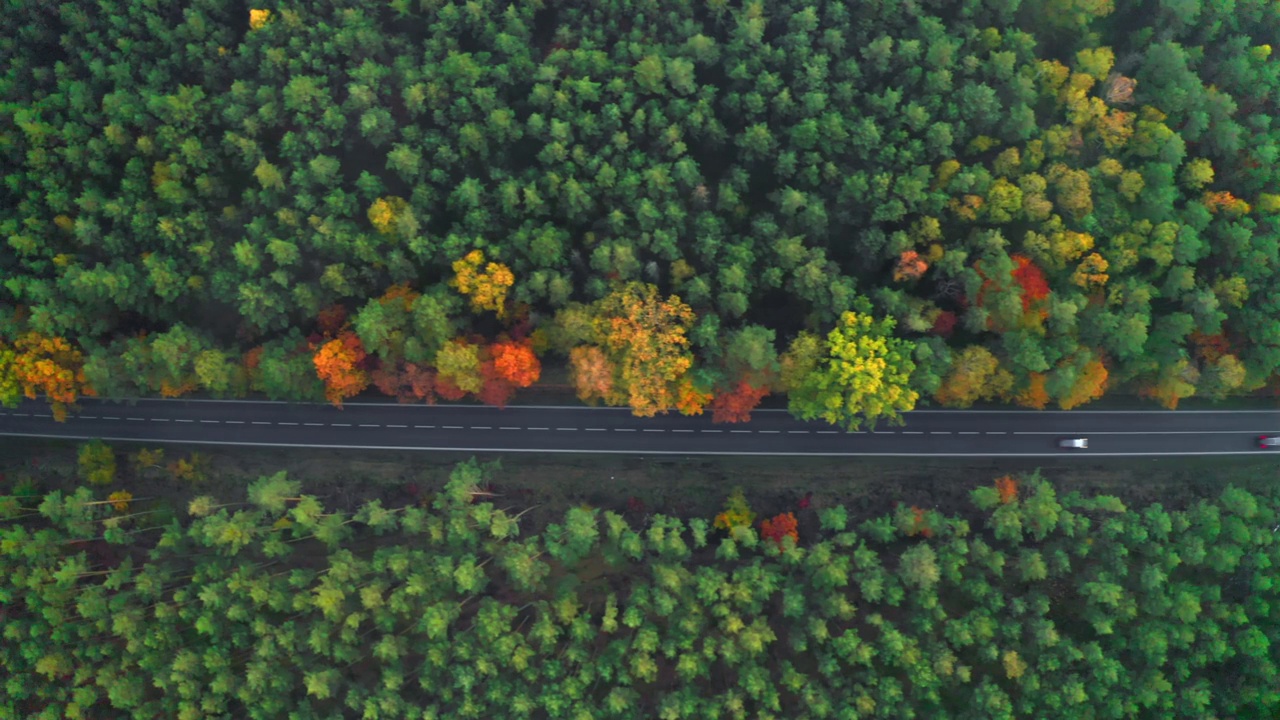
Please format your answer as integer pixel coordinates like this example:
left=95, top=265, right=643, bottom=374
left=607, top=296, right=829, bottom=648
left=3, top=0, right=1279, bottom=424
left=2, top=459, right=1278, bottom=718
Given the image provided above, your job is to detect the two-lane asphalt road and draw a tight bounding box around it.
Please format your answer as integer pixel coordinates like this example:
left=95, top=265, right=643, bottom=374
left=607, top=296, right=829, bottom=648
left=1, top=397, right=1278, bottom=456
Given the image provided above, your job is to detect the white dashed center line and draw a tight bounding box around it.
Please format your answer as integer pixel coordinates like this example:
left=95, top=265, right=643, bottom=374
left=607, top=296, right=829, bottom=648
left=332, top=423, right=351, bottom=427
left=225, top=420, right=244, bottom=424
left=643, top=429, right=665, bottom=433
left=585, top=427, right=606, bottom=431
left=500, top=426, right=521, bottom=430
left=126, top=417, right=145, bottom=421
left=387, top=424, right=406, bottom=428
left=304, top=423, right=324, bottom=427
left=555, top=427, right=578, bottom=431
left=278, top=422, right=298, bottom=426
left=528, top=427, right=549, bottom=431
left=701, top=429, right=723, bottom=433
left=150, top=417, right=170, bottom=422
left=673, top=429, right=694, bottom=433
left=200, top=420, right=219, bottom=424
left=252, top=421, right=272, bottom=425
left=414, top=425, right=434, bottom=429
left=788, top=430, right=809, bottom=434
left=471, top=426, right=493, bottom=430
left=359, top=424, right=382, bottom=428
left=614, top=428, right=636, bottom=432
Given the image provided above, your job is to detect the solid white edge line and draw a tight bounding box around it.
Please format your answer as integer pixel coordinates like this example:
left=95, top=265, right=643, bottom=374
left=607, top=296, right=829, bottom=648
left=2, top=431, right=1276, bottom=457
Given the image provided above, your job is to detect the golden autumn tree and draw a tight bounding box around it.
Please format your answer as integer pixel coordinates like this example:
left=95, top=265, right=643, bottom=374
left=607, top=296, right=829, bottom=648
left=312, top=331, right=370, bottom=407
left=7, top=332, right=94, bottom=420
left=451, top=249, right=515, bottom=318
left=367, top=196, right=410, bottom=235
left=933, top=346, right=1015, bottom=408
left=592, top=282, right=698, bottom=417
left=1071, top=252, right=1110, bottom=289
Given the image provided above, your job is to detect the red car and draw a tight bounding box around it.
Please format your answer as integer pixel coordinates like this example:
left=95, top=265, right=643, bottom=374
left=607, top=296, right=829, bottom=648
left=1258, top=436, right=1280, bottom=449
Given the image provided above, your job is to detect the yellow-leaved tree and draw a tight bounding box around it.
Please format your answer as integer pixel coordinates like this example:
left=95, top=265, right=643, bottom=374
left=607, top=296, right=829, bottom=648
left=786, top=309, right=918, bottom=430
left=451, top=249, right=515, bottom=318
left=592, top=282, right=697, bottom=417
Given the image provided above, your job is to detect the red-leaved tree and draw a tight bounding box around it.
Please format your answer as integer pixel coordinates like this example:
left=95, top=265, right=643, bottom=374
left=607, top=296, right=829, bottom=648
left=710, top=380, right=771, bottom=423
left=760, top=512, right=799, bottom=549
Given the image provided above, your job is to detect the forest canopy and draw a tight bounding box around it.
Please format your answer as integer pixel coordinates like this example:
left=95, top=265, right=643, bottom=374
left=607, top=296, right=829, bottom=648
left=3, top=0, right=1280, bottom=424
left=2, top=458, right=1278, bottom=718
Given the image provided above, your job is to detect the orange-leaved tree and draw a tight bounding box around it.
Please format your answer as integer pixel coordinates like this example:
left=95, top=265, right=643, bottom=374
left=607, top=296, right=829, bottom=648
left=674, top=376, right=713, bottom=416
left=451, top=249, right=515, bottom=318
left=1014, top=372, right=1050, bottom=409
left=312, top=331, right=370, bottom=407
left=1056, top=354, right=1109, bottom=410
left=7, top=332, right=94, bottom=420
left=489, top=339, right=541, bottom=388
left=892, top=250, right=929, bottom=282
left=710, top=380, right=771, bottom=423
left=569, top=345, right=618, bottom=405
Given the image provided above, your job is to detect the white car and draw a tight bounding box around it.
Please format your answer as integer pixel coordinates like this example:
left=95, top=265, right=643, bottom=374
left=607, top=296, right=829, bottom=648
left=1057, top=437, right=1088, bottom=449
left=1258, top=435, right=1280, bottom=449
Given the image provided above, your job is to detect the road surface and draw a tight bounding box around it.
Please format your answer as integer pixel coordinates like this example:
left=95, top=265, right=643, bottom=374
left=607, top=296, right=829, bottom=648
left=1, top=398, right=1278, bottom=456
